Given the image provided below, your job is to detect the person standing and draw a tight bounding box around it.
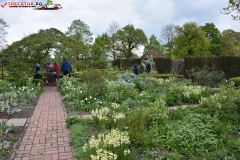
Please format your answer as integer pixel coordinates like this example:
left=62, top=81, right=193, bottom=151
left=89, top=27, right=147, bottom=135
left=61, top=58, right=72, bottom=76
left=145, top=60, right=151, bottom=75
left=53, top=62, right=60, bottom=80
left=133, top=64, right=138, bottom=75
left=34, top=62, right=40, bottom=79
left=53, top=62, right=59, bottom=74
left=45, top=62, right=51, bottom=72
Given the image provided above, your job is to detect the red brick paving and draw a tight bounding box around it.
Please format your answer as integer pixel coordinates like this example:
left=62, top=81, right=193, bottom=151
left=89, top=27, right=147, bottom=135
left=14, top=87, right=75, bottom=160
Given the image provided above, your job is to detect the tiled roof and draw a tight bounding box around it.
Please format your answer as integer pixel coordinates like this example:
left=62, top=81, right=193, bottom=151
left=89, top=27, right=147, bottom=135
left=140, top=50, right=162, bottom=59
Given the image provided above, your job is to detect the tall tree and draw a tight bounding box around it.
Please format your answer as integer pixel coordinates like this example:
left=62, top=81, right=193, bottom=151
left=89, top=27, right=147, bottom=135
left=91, top=33, right=110, bottom=59
left=0, top=18, right=9, bottom=50
left=200, top=23, right=223, bottom=55
left=115, top=24, right=147, bottom=58
left=170, top=22, right=210, bottom=59
left=2, top=28, right=86, bottom=78
left=144, top=34, right=164, bottom=54
left=90, top=34, right=110, bottom=68
left=160, top=23, right=176, bottom=51
left=106, top=21, right=121, bottom=60
left=65, top=19, right=93, bottom=59
left=221, top=29, right=240, bottom=55
left=222, top=0, right=240, bottom=21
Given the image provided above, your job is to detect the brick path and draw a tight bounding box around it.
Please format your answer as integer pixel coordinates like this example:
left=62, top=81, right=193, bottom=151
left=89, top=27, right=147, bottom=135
left=14, top=87, right=75, bottom=160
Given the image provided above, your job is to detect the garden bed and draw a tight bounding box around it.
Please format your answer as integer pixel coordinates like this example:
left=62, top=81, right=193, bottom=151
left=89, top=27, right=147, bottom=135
left=0, top=126, right=25, bottom=160
left=0, top=95, right=39, bottom=160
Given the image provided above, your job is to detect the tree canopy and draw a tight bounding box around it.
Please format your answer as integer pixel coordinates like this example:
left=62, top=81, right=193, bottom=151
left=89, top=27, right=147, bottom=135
left=2, top=28, right=86, bottom=78
left=200, top=23, right=223, bottom=56
left=221, top=29, right=240, bottom=55
left=222, top=0, right=240, bottom=21
left=169, top=22, right=210, bottom=59
left=66, top=19, right=93, bottom=47
left=0, top=18, right=9, bottom=50
left=115, top=24, right=147, bottom=58
left=144, top=34, right=164, bottom=54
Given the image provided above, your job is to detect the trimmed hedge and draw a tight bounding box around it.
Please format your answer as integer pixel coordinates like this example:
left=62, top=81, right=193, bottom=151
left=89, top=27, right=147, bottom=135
left=184, top=56, right=240, bottom=79
left=112, top=58, right=172, bottom=74
left=139, top=73, right=183, bottom=79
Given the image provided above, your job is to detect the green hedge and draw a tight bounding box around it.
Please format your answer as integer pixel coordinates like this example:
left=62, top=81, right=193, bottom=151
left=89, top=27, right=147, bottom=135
left=112, top=58, right=172, bottom=74
left=184, top=56, right=240, bottom=79
left=139, top=73, right=183, bottom=79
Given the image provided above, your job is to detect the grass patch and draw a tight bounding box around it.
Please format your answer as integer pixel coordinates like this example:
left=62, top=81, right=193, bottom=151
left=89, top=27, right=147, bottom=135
left=68, top=118, right=98, bottom=160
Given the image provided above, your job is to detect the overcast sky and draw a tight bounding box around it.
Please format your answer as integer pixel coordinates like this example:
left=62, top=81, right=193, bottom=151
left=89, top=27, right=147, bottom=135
left=1, top=0, right=240, bottom=47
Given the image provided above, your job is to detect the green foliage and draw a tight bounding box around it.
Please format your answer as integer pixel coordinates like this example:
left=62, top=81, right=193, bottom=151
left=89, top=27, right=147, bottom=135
left=82, top=129, right=131, bottom=160
left=221, top=29, right=240, bottom=56
left=65, top=19, right=93, bottom=47
left=187, top=65, right=226, bottom=87
left=7, top=124, right=18, bottom=133
left=92, top=103, right=129, bottom=130
left=2, top=28, right=87, bottom=79
left=163, top=113, right=221, bottom=157
left=105, top=79, right=138, bottom=103
left=115, top=72, right=147, bottom=92
left=78, top=71, right=106, bottom=97
left=116, top=24, right=148, bottom=58
left=8, top=137, right=18, bottom=142
left=222, top=0, right=240, bottom=21
left=0, top=80, right=10, bottom=93
left=170, top=22, right=210, bottom=59
left=119, top=107, right=152, bottom=145
left=66, top=116, right=82, bottom=128
left=32, top=79, right=44, bottom=88
left=144, top=34, right=164, bottom=54
left=200, top=23, right=223, bottom=56
left=69, top=119, right=94, bottom=160
left=91, top=34, right=110, bottom=62
left=0, top=18, right=9, bottom=49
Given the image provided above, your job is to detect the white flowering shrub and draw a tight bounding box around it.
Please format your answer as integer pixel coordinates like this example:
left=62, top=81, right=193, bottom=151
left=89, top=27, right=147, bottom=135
left=57, top=76, right=79, bottom=95
left=82, top=129, right=131, bottom=160
left=0, top=77, right=41, bottom=114
left=105, top=79, right=138, bottom=102
left=58, top=76, right=103, bottom=112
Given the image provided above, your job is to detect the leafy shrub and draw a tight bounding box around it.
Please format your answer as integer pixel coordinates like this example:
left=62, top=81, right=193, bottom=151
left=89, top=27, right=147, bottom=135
left=119, top=107, right=152, bottom=145
left=187, top=65, right=226, bottom=87
left=78, top=71, right=107, bottom=97
left=0, top=80, right=11, bottom=93
left=66, top=116, right=81, bottom=128
left=163, top=113, right=221, bottom=157
left=32, top=79, right=44, bottom=88
left=7, top=124, right=18, bottom=133
left=105, top=79, right=138, bottom=103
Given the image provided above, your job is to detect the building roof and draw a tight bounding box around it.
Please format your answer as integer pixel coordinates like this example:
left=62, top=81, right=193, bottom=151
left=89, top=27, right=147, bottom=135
left=140, top=50, right=162, bottom=59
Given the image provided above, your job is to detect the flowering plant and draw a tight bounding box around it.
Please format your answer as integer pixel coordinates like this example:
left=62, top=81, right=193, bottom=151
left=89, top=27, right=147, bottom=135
left=82, top=129, right=131, bottom=160
left=91, top=103, right=129, bottom=130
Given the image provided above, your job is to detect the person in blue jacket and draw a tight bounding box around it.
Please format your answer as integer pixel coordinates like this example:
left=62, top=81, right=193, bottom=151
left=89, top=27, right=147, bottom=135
left=34, top=62, right=40, bottom=79
left=61, top=58, right=72, bottom=76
